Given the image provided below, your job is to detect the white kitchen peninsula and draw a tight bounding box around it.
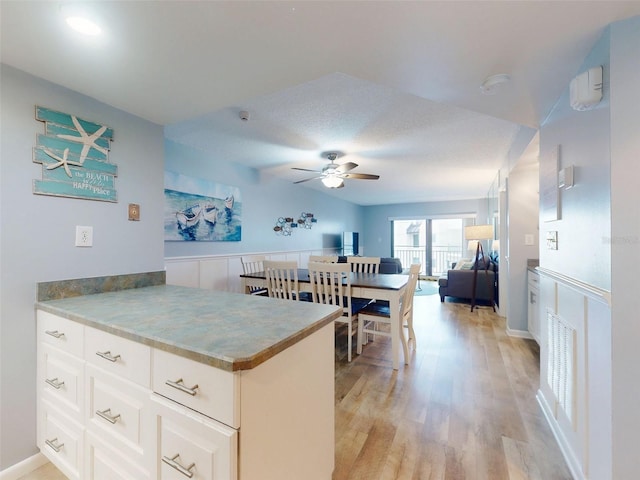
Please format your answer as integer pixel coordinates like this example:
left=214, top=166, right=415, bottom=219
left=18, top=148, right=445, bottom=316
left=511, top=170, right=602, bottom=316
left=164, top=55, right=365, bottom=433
left=36, top=276, right=340, bottom=480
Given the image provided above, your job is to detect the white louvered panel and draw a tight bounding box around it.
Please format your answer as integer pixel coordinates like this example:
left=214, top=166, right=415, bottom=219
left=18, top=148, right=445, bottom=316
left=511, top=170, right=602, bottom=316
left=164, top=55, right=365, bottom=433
left=546, top=311, right=576, bottom=429
left=547, top=311, right=558, bottom=416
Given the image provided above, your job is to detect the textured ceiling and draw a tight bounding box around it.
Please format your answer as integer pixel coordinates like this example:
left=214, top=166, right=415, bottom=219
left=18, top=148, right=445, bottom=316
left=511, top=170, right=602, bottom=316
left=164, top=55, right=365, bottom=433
left=2, top=1, right=640, bottom=205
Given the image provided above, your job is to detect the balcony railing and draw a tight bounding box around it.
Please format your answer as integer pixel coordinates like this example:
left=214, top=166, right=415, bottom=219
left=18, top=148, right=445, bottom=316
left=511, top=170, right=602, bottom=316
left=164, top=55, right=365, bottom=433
left=393, top=245, right=463, bottom=277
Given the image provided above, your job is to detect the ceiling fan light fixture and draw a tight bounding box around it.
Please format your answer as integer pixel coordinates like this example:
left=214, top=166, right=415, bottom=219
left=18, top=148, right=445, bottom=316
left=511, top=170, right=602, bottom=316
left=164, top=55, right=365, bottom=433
left=480, top=73, right=511, bottom=95
left=322, top=176, right=343, bottom=188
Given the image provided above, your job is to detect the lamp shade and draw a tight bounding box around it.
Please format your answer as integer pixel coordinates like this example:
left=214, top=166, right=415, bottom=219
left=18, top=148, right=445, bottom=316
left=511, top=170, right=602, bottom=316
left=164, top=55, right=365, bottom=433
left=492, top=239, right=500, bottom=252
left=464, top=224, right=494, bottom=240
left=467, top=240, right=479, bottom=252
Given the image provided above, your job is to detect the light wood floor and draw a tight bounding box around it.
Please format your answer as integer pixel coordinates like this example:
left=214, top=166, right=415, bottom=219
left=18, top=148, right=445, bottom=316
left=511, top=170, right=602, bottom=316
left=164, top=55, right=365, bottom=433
left=23, top=293, right=570, bottom=480
left=333, top=294, right=571, bottom=480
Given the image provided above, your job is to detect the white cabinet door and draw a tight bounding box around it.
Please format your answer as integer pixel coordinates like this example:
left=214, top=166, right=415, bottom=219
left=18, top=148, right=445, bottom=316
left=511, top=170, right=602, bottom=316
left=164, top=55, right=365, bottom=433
left=40, top=343, right=85, bottom=420
left=85, top=430, right=152, bottom=480
left=85, top=364, right=154, bottom=472
left=39, top=310, right=84, bottom=358
left=151, top=394, right=238, bottom=480
left=528, top=271, right=540, bottom=343
left=85, top=326, right=151, bottom=387
left=152, top=348, right=239, bottom=429
left=40, top=399, right=84, bottom=480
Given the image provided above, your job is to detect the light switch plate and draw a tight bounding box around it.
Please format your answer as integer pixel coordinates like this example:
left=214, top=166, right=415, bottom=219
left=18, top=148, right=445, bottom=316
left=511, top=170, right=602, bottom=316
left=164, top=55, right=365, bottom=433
left=75, top=226, right=93, bottom=247
left=525, top=234, right=535, bottom=246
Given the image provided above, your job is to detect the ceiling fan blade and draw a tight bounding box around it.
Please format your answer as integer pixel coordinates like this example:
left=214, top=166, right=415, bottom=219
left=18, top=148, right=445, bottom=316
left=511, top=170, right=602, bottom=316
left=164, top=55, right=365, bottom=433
left=342, top=173, right=380, bottom=180
left=292, top=167, right=321, bottom=173
left=335, top=162, right=358, bottom=173
left=293, top=176, right=323, bottom=184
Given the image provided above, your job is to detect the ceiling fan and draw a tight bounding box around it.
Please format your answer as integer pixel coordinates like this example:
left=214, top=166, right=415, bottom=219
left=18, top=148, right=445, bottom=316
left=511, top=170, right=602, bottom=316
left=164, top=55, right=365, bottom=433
left=292, top=152, right=380, bottom=189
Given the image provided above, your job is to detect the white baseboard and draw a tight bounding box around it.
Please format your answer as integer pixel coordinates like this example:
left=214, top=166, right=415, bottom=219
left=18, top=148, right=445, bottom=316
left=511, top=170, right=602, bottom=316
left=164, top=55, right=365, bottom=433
left=536, top=390, right=582, bottom=480
left=0, top=453, right=48, bottom=480
left=505, top=327, right=534, bottom=339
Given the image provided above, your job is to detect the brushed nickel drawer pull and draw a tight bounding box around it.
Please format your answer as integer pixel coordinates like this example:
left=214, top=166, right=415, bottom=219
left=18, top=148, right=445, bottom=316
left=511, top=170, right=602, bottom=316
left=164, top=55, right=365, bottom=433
left=162, top=454, right=196, bottom=478
left=166, top=378, right=199, bottom=396
left=45, top=330, right=65, bottom=339
left=96, top=408, right=121, bottom=424
left=96, top=350, right=121, bottom=363
left=45, top=437, right=64, bottom=452
left=45, top=377, right=65, bottom=389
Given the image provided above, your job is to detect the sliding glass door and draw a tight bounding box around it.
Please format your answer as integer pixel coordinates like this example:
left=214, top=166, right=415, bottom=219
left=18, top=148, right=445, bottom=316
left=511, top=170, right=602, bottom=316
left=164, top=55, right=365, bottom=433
left=391, top=219, right=426, bottom=275
left=392, top=217, right=472, bottom=276
left=431, top=218, right=466, bottom=276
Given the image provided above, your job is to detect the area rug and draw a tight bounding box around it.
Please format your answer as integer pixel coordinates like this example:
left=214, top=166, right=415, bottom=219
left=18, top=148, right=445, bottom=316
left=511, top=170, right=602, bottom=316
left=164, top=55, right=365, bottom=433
left=414, top=280, right=439, bottom=296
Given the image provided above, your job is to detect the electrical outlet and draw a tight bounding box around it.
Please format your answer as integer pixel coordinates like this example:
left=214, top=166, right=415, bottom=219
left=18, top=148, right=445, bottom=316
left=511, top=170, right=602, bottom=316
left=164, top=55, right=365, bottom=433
left=75, top=226, right=93, bottom=247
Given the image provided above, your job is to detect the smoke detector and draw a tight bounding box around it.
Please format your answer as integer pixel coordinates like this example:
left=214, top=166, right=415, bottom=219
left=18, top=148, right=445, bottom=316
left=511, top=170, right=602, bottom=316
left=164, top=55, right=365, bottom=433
left=480, top=74, right=511, bottom=95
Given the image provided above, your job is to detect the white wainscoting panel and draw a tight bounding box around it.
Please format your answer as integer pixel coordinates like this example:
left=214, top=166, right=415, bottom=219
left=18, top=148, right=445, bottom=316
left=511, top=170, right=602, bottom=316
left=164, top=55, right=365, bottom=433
left=199, top=257, right=229, bottom=291
left=165, top=250, right=338, bottom=294
left=165, top=259, right=200, bottom=288
left=536, top=268, right=611, bottom=480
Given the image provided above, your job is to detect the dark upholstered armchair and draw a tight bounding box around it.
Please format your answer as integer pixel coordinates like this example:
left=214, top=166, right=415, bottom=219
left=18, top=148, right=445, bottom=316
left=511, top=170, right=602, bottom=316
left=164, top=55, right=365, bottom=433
left=438, top=258, right=497, bottom=304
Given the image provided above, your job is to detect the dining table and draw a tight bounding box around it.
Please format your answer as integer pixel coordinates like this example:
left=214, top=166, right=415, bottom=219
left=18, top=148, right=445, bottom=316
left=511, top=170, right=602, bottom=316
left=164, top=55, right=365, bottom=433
left=240, top=269, right=410, bottom=369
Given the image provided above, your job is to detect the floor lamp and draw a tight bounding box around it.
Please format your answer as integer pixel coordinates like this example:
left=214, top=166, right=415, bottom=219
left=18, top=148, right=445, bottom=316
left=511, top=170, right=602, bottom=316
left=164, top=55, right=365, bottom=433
left=464, top=225, right=496, bottom=313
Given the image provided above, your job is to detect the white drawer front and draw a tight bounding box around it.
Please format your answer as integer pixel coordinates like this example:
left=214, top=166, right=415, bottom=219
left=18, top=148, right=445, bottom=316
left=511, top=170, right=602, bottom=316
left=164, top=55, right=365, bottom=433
left=153, top=395, right=237, bottom=480
left=86, top=365, right=150, bottom=458
left=40, top=399, right=83, bottom=480
left=152, top=349, right=239, bottom=429
left=41, top=343, right=84, bottom=419
left=85, top=326, right=151, bottom=387
left=38, top=310, right=84, bottom=358
left=85, top=430, right=152, bottom=480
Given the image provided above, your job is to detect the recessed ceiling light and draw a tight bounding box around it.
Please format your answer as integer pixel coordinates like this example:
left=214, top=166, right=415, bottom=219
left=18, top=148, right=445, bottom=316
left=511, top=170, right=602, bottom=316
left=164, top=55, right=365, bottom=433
left=60, top=4, right=102, bottom=36
left=480, top=73, right=511, bottom=95
left=65, top=15, right=102, bottom=35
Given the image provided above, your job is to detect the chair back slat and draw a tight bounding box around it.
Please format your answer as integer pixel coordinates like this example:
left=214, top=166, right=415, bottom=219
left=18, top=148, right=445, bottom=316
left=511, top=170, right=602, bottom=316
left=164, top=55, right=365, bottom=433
left=264, top=260, right=300, bottom=301
left=308, top=255, right=338, bottom=264
left=402, top=263, right=421, bottom=320
left=241, top=255, right=268, bottom=295
left=308, top=261, right=352, bottom=315
left=347, top=256, right=381, bottom=273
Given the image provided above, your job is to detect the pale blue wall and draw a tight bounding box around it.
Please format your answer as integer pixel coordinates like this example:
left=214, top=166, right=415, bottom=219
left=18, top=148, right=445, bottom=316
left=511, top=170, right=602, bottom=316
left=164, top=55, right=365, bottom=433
left=0, top=65, right=165, bottom=468
left=505, top=161, right=539, bottom=333
left=362, top=198, right=488, bottom=258
left=164, top=139, right=364, bottom=257
left=609, top=15, right=640, bottom=480
left=539, top=28, right=611, bottom=290
left=539, top=15, right=640, bottom=477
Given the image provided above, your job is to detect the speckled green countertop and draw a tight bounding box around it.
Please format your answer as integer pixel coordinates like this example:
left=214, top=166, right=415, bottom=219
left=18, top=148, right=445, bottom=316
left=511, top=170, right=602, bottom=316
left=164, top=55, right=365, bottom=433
left=36, top=285, right=341, bottom=372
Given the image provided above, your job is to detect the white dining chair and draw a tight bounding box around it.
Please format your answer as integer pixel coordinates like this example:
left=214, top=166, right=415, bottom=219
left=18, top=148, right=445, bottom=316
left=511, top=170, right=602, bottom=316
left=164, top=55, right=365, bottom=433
left=347, top=256, right=380, bottom=273
left=263, top=260, right=301, bottom=301
left=356, top=263, right=420, bottom=366
left=241, top=255, right=268, bottom=296
left=308, top=261, right=369, bottom=362
left=308, top=255, right=338, bottom=264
